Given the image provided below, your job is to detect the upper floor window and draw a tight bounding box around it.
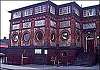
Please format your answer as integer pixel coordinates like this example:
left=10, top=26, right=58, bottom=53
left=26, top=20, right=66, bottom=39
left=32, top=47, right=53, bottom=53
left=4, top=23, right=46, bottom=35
left=23, top=22, right=31, bottom=28
left=23, top=8, right=33, bottom=17
left=76, top=22, right=80, bottom=29
left=59, top=6, right=71, bottom=15
left=35, top=20, right=45, bottom=26
left=60, top=21, right=70, bottom=28
left=83, top=8, right=96, bottom=17
left=35, top=5, right=46, bottom=14
left=12, top=24, right=20, bottom=30
left=50, top=5, right=55, bottom=15
left=12, top=20, right=20, bottom=24
left=73, top=7, right=79, bottom=16
left=83, top=23, right=96, bottom=29
left=13, top=11, right=21, bottom=19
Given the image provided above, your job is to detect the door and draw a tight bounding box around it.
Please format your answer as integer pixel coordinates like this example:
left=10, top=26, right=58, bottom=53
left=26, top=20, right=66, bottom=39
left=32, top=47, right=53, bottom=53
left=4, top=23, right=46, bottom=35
left=87, top=39, right=94, bottom=54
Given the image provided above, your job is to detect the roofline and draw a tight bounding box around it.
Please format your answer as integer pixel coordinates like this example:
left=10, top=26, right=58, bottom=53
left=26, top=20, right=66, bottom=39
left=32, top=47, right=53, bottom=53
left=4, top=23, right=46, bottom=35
left=8, top=1, right=49, bottom=13
left=82, top=4, right=100, bottom=9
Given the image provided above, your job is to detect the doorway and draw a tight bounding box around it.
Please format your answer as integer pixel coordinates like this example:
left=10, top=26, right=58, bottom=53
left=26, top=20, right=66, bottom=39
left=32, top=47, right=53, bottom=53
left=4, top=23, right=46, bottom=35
left=87, top=38, right=94, bottom=54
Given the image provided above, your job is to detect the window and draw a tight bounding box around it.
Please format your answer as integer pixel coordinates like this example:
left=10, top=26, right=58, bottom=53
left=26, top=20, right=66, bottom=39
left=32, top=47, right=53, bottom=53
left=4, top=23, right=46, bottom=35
left=76, top=22, right=80, bottom=29
left=13, top=11, right=21, bottom=19
left=83, top=8, right=96, bottom=17
left=12, top=24, right=20, bottom=30
left=23, top=22, right=31, bottom=28
left=61, top=31, right=69, bottom=41
left=12, top=34, right=18, bottom=42
left=12, top=20, right=20, bottom=24
left=73, top=7, right=79, bottom=16
left=35, top=5, right=46, bottom=14
left=44, top=50, right=47, bottom=54
left=59, top=8, right=62, bottom=15
left=83, top=23, right=96, bottom=29
left=60, top=21, right=70, bottom=28
left=42, top=5, right=46, bottom=12
left=50, top=20, right=56, bottom=27
left=35, top=31, right=43, bottom=41
left=35, top=20, right=45, bottom=26
left=50, top=5, right=55, bottom=14
left=34, top=7, right=38, bottom=14
left=59, top=6, right=71, bottom=15
left=23, top=8, right=33, bottom=16
left=35, top=49, right=42, bottom=54
left=23, top=33, right=30, bottom=42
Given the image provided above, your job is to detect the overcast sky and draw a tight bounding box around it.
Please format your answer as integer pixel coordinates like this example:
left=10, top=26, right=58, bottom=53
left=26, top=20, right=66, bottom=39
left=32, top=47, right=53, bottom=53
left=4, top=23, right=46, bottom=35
left=1, top=1, right=99, bottom=39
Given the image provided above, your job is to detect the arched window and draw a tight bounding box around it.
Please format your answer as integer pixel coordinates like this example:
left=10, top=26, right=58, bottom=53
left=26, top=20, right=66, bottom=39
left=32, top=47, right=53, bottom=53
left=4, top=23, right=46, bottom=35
left=23, top=33, right=30, bottom=42
left=61, top=31, right=69, bottom=41
left=12, top=33, right=18, bottom=42
left=35, top=31, right=43, bottom=41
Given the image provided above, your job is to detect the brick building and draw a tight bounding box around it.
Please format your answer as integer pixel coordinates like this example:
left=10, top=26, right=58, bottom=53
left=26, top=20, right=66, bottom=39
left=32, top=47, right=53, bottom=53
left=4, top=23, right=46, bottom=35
left=6, top=1, right=100, bottom=65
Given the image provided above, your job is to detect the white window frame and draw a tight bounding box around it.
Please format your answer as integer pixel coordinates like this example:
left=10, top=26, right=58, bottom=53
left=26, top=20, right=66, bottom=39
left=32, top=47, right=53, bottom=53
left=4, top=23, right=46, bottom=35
left=83, top=8, right=96, bottom=17
left=35, top=20, right=45, bottom=26
left=59, top=6, right=71, bottom=15
left=44, top=50, right=47, bottom=54
left=35, top=49, right=42, bottom=54
left=60, top=21, right=70, bottom=28
left=23, top=22, right=31, bottom=28
left=83, top=23, right=96, bottom=29
left=23, top=8, right=33, bottom=16
left=50, top=5, right=55, bottom=15
left=35, top=5, right=46, bottom=14
left=12, top=24, right=20, bottom=30
left=13, top=11, right=21, bottom=19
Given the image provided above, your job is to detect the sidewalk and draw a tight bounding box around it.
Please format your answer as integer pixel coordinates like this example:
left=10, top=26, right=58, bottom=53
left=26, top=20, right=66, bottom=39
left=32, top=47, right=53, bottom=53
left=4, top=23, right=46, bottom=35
left=0, top=63, right=100, bottom=70
left=1, top=64, right=37, bottom=70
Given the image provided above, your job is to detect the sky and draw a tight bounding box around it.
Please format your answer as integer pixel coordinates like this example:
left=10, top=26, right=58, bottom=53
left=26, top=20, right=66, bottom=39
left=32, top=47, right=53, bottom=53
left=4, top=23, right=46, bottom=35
left=1, top=1, right=99, bottom=39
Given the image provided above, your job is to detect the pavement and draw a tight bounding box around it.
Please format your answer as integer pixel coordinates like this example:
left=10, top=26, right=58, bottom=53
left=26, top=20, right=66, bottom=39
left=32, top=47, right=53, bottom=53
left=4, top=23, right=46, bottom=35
left=0, top=63, right=100, bottom=70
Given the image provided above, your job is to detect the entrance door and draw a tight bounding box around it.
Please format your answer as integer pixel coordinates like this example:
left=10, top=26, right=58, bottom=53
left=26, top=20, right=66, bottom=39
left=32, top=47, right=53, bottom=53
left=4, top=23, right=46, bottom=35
left=87, top=39, right=94, bottom=54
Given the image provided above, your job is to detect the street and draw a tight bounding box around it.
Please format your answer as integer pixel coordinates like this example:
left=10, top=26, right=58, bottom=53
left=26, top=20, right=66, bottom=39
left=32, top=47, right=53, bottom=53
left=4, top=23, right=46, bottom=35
left=0, top=63, right=100, bottom=70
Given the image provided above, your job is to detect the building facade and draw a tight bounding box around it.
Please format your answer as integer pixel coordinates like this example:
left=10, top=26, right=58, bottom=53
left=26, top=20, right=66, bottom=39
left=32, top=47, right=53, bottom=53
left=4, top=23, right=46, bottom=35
left=7, top=1, right=100, bottom=65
